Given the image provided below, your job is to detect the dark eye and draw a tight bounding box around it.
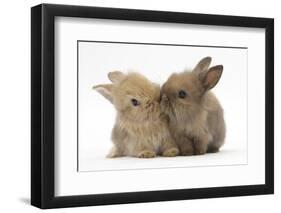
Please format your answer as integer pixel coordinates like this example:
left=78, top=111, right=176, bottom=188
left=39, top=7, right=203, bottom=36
left=131, top=98, right=140, bottom=106
left=178, top=90, right=187, bottom=99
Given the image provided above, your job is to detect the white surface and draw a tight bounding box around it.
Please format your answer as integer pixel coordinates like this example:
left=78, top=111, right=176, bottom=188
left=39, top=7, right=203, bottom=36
left=80, top=150, right=246, bottom=172
left=55, top=16, right=264, bottom=196
left=0, top=0, right=280, bottom=212
left=78, top=41, right=248, bottom=172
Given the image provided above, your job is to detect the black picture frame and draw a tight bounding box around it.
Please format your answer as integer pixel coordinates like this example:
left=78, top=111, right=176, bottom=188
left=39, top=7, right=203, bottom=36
left=31, top=3, right=274, bottom=209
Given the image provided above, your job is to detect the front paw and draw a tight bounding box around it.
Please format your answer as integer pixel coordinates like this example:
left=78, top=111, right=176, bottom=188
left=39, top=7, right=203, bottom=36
left=179, top=144, right=194, bottom=156
left=162, top=147, right=179, bottom=157
left=137, top=150, right=156, bottom=158
left=180, top=148, right=194, bottom=156
left=194, top=147, right=207, bottom=155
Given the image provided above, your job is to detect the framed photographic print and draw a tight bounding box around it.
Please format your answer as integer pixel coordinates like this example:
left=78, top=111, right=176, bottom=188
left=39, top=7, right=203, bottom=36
left=31, top=3, right=274, bottom=209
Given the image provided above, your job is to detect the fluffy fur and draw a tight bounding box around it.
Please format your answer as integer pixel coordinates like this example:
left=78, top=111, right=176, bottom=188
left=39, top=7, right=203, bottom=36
left=94, top=71, right=179, bottom=158
left=161, top=57, right=226, bottom=155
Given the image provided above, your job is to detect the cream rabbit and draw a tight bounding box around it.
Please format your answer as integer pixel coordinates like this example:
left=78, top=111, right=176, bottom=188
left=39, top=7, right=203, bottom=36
left=161, top=57, right=226, bottom=155
left=94, top=71, right=179, bottom=158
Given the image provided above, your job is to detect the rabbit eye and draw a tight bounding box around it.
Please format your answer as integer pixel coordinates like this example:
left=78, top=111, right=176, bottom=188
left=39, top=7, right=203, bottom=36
left=178, top=90, right=187, bottom=99
left=131, top=98, right=140, bottom=106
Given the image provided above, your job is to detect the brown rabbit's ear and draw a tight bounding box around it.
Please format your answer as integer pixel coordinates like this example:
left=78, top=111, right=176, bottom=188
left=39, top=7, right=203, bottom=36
left=108, top=71, right=126, bottom=83
left=201, top=65, right=223, bottom=90
left=193, top=57, right=212, bottom=75
left=93, top=84, right=114, bottom=103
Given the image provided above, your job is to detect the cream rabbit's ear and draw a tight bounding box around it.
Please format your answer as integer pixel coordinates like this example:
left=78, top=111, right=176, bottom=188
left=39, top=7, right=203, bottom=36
left=193, top=57, right=212, bottom=75
left=201, top=65, right=223, bottom=90
left=93, top=84, right=113, bottom=103
left=108, top=71, right=126, bottom=83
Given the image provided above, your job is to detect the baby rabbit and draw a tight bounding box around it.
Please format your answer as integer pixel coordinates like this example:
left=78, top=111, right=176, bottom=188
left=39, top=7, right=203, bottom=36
left=93, top=71, right=179, bottom=158
left=161, top=57, right=226, bottom=155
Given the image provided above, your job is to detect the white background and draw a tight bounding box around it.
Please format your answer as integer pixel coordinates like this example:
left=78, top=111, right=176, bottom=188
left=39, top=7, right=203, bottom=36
left=0, top=0, right=279, bottom=212
left=56, top=17, right=264, bottom=196
left=78, top=41, right=248, bottom=171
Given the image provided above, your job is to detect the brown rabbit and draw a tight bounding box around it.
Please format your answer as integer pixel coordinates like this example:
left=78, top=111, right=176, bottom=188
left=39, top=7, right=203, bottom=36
left=93, top=71, right=179, bottom=158
left=161, top=57, right=226, bottom=155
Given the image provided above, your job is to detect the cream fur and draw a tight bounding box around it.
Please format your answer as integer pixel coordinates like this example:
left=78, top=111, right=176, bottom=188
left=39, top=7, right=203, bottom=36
left=94, top=71, right=179, bottom=158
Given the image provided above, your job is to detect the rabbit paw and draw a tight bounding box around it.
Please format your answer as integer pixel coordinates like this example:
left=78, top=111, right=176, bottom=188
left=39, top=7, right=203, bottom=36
left=179, top=145, right=194, bottom=156
left=194, top=148, right=207, bottom=155
left=162, top=147, right=179, bottom=157
left=207, top=147, right=219, bottom=153
left=193, top=141, right=208, bottom=155
left=137, top=150, right=156, bottom=158
left=180, top=149, right=194, bottom=156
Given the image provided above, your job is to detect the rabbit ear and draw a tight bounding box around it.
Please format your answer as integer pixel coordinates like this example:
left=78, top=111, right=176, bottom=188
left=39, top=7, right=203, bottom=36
left=201, top=65, right=223, bottom=90
left=193, top=57, right=212, bottom=75
left=93, top=84, right=113, bottom=103
left=108, top=71, right=126, bottom=83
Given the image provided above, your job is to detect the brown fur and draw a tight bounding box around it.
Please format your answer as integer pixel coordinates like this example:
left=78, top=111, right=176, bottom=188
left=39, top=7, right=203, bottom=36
left=94, top=71, right=179, bottom=158
left=161, top=57, right=226, bottom=155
